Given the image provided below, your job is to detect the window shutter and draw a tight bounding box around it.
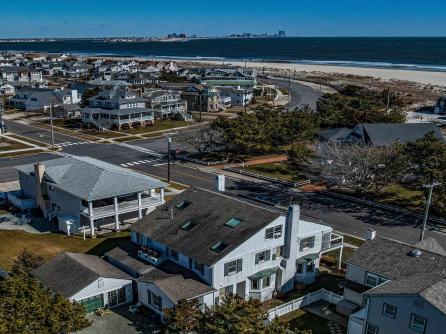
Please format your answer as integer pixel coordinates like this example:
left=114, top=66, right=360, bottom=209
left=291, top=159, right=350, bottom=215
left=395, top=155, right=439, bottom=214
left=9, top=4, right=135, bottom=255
left=266, top=250, right=271, bottom=261
left=255, top=253, right=259, bottom=264
left=236, top=259, right=242, bottom=272
left=147, top=290, right=152, bottom=304
left=224, top=263, right=229, bottom=276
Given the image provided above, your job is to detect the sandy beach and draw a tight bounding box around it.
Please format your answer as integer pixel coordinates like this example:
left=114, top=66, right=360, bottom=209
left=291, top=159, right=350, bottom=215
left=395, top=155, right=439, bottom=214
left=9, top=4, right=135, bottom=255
left=163, top=58, right=446, bottom=87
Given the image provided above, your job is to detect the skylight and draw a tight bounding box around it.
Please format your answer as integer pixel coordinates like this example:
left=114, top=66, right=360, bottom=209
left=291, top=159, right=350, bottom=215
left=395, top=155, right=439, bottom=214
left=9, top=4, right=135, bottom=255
left=211, top=241, right=228, bottom=253
left=175, top=200, right=191, bottom=210
left=225, top=217, right=241, bottom=228
left=181, top=221, right=196, bottom=231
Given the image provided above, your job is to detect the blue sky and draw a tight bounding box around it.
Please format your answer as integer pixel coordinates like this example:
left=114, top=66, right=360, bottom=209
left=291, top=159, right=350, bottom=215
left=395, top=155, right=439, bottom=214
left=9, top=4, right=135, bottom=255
left=1, top=0, right=445, bottom=38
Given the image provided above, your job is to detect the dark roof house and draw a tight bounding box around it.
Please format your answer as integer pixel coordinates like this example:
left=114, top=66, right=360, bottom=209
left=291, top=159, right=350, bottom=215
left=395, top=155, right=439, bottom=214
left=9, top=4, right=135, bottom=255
left=349, top=123, right=444, bottom=146
left=131, top=187, right=280, bottom=265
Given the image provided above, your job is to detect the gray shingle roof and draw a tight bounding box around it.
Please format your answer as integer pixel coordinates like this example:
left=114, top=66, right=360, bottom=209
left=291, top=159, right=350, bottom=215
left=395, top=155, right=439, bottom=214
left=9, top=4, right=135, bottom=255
left=139, top=261, right=214, bottom=303
left=131, top=187, right=280, bottom=265
left=358, top=123, right=445, bottom=146
left=106, top=241, right=213, bottom=302
left=16, top=156, right=165, bottom=201
left=32, top=252, right=132, bottom=298
left=346, top=237, right=446, bottom=313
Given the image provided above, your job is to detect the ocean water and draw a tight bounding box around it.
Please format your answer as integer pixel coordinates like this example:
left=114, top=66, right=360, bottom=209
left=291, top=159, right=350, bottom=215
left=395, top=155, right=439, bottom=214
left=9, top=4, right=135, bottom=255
left=1, top=37, right=446, bottom=71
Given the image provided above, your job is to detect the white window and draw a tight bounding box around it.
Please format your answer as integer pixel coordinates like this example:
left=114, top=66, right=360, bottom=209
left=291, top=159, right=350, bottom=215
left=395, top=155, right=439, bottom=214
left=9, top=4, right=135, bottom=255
left=255, top=250, right=271, bottom=264
left=224, top=259, right=242, bottom=276
left=251, top=279, right=260, bottom=290
left=265, top=225, right=282, bottom=239
left=366, top=323, right=378, bottom=334
left=382, top=303, right=397, bottom=319
left=299, top=236, right=315, bottom=251
left=410, top=314, right=427, bottom=333
left=365, top=272, right=386, bottom=288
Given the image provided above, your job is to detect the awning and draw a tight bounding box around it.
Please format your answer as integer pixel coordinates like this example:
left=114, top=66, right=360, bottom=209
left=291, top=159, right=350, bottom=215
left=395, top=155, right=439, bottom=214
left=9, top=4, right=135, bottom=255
left=296, top=254, right=319, bottom=264
left=248, top=267, right=277, bottom=280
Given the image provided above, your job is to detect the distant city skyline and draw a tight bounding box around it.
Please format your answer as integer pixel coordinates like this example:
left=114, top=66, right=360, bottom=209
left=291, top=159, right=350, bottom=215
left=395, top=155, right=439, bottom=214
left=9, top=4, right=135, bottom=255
left=1, top=0, right=446, bottom=38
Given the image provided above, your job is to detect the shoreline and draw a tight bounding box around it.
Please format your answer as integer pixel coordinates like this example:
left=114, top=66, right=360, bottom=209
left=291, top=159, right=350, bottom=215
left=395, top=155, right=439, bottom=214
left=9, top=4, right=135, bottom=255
left=84, top=55, right=446, bottom=86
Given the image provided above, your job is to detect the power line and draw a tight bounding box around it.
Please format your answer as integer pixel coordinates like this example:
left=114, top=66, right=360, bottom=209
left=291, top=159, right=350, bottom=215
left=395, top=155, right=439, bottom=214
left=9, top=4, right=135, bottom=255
left=420, top=182, right=441, bottom=241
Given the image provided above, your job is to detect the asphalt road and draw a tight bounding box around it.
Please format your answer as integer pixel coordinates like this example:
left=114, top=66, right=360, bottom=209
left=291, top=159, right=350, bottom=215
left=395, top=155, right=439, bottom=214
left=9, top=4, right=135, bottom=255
left=4, top=119, right=86, bottom=145
left=259, top=77, right=324, bottom=111
left=1, top=131, right=445, bottom=249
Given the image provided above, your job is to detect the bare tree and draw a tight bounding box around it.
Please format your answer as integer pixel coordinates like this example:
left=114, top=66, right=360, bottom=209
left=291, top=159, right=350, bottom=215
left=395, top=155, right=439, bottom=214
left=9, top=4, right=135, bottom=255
left=312, top=143, right=406, bottom=194
left=177, top=125, right=224, bottom=156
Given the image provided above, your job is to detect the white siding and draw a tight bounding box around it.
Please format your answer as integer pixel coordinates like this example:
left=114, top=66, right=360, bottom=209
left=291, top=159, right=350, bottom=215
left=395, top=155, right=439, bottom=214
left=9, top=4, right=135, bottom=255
left=71, top=277, right=133, bottom=306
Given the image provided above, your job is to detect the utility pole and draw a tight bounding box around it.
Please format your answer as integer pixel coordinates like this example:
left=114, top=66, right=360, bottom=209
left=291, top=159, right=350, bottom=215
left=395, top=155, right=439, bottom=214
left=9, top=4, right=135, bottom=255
left=167, top=137, right=172, bottom=183
left=49, top=104, right=55, bottom=148
left=419, top=182, right=441, bottom=241
left=386, top=88, right=391, bottom=111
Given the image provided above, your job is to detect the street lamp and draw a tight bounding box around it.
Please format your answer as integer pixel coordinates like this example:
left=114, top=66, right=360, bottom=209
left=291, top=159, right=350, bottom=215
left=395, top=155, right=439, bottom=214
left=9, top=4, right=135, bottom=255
left=167, top=137, right=172, bottom=183
left=49, top=104, right=55, bottom=148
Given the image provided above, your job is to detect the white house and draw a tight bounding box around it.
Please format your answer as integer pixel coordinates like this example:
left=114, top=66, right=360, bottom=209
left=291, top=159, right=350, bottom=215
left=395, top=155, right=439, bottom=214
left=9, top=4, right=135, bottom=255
left=9, top=87, right=80, bottom=111
left=106, top=187, right=343, bottom=318
left=32, top=252, right=133, bottom=313
left=12, top=156, right=166, bottom=236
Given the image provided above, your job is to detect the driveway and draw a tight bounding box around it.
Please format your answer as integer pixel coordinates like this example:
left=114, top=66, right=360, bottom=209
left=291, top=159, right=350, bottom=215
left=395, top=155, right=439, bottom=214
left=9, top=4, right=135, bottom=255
left=78, top=305, right=162, bottom=334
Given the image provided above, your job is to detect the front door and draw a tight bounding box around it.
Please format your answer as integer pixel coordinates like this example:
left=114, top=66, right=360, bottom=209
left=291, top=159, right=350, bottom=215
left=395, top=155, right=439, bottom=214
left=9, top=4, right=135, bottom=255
left=236, top=281, right=246, bottom=299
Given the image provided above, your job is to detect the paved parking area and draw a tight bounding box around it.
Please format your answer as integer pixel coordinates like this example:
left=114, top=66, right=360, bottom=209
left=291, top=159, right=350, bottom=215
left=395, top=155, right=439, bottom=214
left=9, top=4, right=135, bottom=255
left=78, top=305, right=162, bottom=334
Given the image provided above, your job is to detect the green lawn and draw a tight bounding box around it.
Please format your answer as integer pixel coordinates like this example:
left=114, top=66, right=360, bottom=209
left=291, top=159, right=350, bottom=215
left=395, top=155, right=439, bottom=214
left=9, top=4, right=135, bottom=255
left=372, top=184, right=424, bottom=209
left=0, top=138, right=29, bottom=152
left=281, top=272, right=345, bottom=302
left=280, top=309, right=334, bottom=334
left=244, top=162, right=295, bottom=182
left=0, top=230, right=130, bottom=270
left=123, top=120, right=190, bottom=134
left=6, top=134, right=48, bottom=147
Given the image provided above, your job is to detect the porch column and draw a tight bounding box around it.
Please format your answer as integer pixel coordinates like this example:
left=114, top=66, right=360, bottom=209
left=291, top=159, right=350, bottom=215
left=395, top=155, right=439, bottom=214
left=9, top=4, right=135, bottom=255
left=114, top=197, right=119, bottom=231
left=138, top=192, right=142, bottom=219
left=88, top=201, right=95, bottom=237
left=338, top=246, right=343, bottom=270
left=160, top=188, right=165, bottom=203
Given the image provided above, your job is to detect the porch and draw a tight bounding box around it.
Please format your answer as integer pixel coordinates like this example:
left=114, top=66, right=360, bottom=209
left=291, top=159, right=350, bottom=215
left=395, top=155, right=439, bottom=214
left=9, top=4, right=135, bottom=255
left=81, top=189, right=164, bottom=237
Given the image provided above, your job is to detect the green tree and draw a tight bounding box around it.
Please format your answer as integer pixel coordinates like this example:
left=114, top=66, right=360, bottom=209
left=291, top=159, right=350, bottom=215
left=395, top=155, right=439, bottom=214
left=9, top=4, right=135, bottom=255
left=405, top=133, right=446, bottom=215
left=316, top=93, right=406, bottom=129
left=164, top=295, right=288, bottom=334
left=0, top=273, right=90, bottom=333
left=164, top=299, right=203, bottom=333
left=11, top=249, right=45, bottom=276
left=203, top=295, right=288, bottom=334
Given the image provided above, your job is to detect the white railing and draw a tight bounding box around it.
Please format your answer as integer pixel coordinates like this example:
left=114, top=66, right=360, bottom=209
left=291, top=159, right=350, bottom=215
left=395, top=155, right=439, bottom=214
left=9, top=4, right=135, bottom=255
left=267, top=289, right=343, bottom=321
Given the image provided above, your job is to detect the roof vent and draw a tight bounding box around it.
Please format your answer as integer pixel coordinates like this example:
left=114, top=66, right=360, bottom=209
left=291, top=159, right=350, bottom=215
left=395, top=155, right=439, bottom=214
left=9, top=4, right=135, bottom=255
left=409, top=249, right=422, bottom=257
left=365, top=229, right=376, bottom=241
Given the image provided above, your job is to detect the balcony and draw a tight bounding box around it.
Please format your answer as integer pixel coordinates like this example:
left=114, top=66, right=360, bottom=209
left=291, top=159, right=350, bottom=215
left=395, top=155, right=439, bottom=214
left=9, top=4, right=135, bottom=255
left=321, top=233, right=344, bottom=252
left=138, top=246, right=166, bottom=266
left=81, top=195, right=163, bottom=220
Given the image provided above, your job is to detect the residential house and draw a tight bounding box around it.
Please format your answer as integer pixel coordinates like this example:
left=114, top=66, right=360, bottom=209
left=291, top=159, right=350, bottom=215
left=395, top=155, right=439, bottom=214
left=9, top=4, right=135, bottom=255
left=217, top=86, right=253, bottom=107
left=181, top=84, right=230, bottom=112
left=32, top=252, right=133, bottom=313
left=11, top=156, right=165, bottom=236
left=81, top=89, right=154, bottom=130
left=195, top=67, right=257, bottom=89
left=9, top=87, right=80, bottom=111
left=347, top=123, right=444, bottom=146
left=344, top=237, right=446, bottom=334
left=106, top=187, right=343, bottom=318
left=0, top=65, right=44, bottom=83
left=143, top=89, right=191, bottom=120
left=318, top=128, right=352, bottom=144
